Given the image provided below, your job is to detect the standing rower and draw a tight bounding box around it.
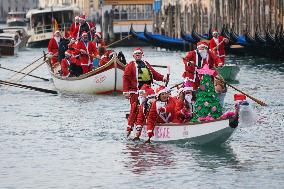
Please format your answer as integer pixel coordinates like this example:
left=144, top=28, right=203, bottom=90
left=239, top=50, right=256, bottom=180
left=123, top=48, right=168, bottom=136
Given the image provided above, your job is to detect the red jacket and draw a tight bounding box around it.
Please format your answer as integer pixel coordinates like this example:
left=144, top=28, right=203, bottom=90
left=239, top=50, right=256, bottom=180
left=47, top=37, right=59, bottom=63
left=183, top=50, right=221, bottom=89
left=209, top=36, right=226, bottom=58
left=123, top=60, right=164, bottom=93
left=70, top=22, right=79, bottom=39
left=146, top=97, right=176, bottom=136
left=76, top=41, right=97, bottom=66
left=135, top=102, right=152, bottom=127
left=175, top=98, right=192, bottom=123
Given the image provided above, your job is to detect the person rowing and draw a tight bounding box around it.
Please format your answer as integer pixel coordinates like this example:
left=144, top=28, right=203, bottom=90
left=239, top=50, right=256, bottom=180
left=209, top=29, right=229, bottom=66
left=123, top=48, right=168, bottom=136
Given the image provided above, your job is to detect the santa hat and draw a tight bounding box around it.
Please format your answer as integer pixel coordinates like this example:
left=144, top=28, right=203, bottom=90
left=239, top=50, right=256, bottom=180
left=79, top=15, right=86, bottom=20
left=212, top=30, right=219, bottom=34
left=133, top=47, right=143, bottom=54
left=95, top=32, right=102, bottom=39
left=234, top=93, right=246, bottom=101
left=82, top=31, right=88, bottom=36
left=155, top=86, right=170, bottom=96
left=183, top=79, right=194, bottom=92
left=197, top=41, right=208, bottom=49
left=54, top=30, right=60, bottom=35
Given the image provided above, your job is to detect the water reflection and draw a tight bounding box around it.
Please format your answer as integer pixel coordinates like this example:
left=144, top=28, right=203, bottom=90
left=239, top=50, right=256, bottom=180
left=122, top=143, right=175, bottom=174
left=179, top=143, right=242, bottom=170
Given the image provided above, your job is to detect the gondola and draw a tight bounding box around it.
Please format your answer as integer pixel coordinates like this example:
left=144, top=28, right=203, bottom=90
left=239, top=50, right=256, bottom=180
left=221, top=24, right=231, bottom=42
left=143, top=25, right=190, bottom=51
left=191, top=24, right=210, bottom=42
left=181, top=30, right=198, bottom=43
left=244, top=28, right=256, bottom=45
left=265, top=25, right=276, bottom=47
left=255, top=25, right=266, bottom=45
left=129, top=24, right=149, bottom=43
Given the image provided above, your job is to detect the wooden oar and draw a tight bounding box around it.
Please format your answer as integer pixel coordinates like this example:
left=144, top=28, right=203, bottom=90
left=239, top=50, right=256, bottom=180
left=0, top=65, right=49, bottom=81
left=106, top=34, right=132, bottom=48
left=151, top=65, right=167, bottom=68
left=187, top=62, right=267, bottom=106
left=8, top=59, right=49, bottom=83
left=9, top=55, right=44, bottom=79
left=0, top=80, right=58, bottom=94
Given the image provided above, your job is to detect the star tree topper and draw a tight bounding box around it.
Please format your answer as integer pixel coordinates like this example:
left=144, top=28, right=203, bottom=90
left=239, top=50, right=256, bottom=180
left=196, top=64, right=218, bottom=76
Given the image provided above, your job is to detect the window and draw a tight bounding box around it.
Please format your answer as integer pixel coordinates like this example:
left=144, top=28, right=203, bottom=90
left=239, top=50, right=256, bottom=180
left=112, top=4, right=153, bottom=21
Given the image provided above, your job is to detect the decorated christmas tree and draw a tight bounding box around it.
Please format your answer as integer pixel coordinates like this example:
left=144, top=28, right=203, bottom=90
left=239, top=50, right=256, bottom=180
left=191, top=64, right=223, bottom=122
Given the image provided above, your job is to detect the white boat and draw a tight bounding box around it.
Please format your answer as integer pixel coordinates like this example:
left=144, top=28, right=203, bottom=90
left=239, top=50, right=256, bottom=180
left=1, top=27, right=30, bottom=49
left=6, top=11, right=27, bottom=27
left=47, top=56, right=126, bottom=94
left=0, top=32, right=21, bottom=56
left=139, top=117, right=239, bottom=145
left=26, top=6, right=80, bottom=47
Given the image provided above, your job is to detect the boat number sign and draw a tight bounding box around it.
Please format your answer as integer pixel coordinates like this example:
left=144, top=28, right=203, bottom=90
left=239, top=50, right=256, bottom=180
left=94, top=75, right=107, bottom=83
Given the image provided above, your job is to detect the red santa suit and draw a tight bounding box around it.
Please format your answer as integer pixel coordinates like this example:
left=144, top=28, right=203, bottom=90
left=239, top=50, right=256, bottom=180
left=76, top=40, right=97, bottom=74
left=183, top=42, right=221, bottom=90
left=47, top=37, right=59, bottom=66
left=209, top=35, right=226, bottom=65
left=98, top=50, right=114, bottom=67
left=70, top=21, right=80, bottom=39
left=146, top=87, right=176, bottom=138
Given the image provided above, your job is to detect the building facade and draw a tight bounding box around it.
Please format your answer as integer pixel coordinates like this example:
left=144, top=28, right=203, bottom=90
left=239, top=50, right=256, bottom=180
left=0, top=0, right=39, bottom=23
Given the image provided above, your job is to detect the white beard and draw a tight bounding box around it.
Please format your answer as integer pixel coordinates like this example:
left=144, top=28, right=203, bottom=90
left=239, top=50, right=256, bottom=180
left=199, top=50, right=208, bottom=59
left=54, top=37, right=60, bottom=43
left=185, top=94, right=192, bottom=103
left=138, top=96, right=146, bottom=105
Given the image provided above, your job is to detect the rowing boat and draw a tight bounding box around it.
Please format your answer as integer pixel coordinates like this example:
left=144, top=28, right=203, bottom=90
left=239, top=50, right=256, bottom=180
left=139, top=116, right=238, bottom=145
left=47, top=56, right=126, bottom=94
left=217, top=64, right=240, bottom=81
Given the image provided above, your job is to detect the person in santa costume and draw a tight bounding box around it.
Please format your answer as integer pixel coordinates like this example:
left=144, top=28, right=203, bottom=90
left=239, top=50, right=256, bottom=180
left=182, top=41, right=222, bottom=90
left=209, top=30, right=229, bottom=65
left=145, top=86, right=176, bottom=143
left=128, top=84, right=156, bottom=139
left=48, top=30, right=61, bottom=67
left=70, top=16, right=80, bottom=39
left=75, top=15, right=95, bottom=41
left=175, top=81, right=195, bottom=123
left=123, top=48, right=168, bottom=136
left=97, top=46, right=115, bottom=67
left=93, top=32, right=105, bottom=48
left=60, top=50, right=82, bottom=77
left=76, top=31, right=97, bottom=74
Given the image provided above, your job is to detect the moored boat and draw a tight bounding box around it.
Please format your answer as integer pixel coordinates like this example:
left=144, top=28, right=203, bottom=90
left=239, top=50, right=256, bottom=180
left=47, top=56, right=126, bottom=94
left=6, top=11, right=27, bottom=27
left=138, top=117, right=238, bottom=145
left=26, top=6, right=80, bottom=47
left=0, top=32, right=21, bottom=56
left=1, top=27, right=30, bottom=49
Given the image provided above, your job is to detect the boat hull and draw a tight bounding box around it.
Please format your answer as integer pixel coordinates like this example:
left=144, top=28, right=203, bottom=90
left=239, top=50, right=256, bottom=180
left=49, top=57, right=125, bottom=94
left=139, top=119, right=237, bottom=145
left=217, top=64, right=240, bottom=81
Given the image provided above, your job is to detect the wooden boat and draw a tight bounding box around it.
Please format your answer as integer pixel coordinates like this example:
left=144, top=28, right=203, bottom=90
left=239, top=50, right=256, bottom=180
left=181, top=30, right=198, bottom=43
left=6, top=11, right=27, bottom=27
left=217, top=64, right=240, bottom=81
left=129, top=24, right=150, bottom=43
left=0, top=32, right=21, bottom=56
left=47, top=56, right=126, bottom=94
left=144, top=26, right=190, bottom=51
left=138, top=117, right=238, bottom=145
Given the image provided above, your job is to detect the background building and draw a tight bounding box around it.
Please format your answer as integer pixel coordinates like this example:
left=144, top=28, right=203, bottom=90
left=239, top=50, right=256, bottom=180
left=0, top=0, right=39, bottom=23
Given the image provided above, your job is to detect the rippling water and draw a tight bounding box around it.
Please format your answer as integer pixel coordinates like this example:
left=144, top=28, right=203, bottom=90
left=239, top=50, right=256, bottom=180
left=0, top=47, right=283, bottom=189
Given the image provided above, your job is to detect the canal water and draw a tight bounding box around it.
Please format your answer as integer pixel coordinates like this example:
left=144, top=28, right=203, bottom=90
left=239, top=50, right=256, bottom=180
left=0, top=47, right=283, bottom=189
